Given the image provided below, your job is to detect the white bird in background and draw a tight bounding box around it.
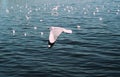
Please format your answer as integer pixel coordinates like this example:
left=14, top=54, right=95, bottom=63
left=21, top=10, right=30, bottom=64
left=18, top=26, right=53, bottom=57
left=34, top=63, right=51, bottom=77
left=40, top=19, right=43, bottom=22
left=48, top=26, right=72, bottom=48
left=26, top=15, right=30, bottom=20
left=24, top=33, right=27, bottom=36
left=96, top=7, right=99, bottom=12
left=116, top=12, right=119, bottom=15
left=52, top=6, right=59, bottom=11
left=77, top=25, right=81, bottom=30
left=12, top=30, right=15, bottom=35
left=34, top=26, right=37, bottom=30
left=93, top=12, right=96, bottom=16
left=40, top=32, right=44, bottom=36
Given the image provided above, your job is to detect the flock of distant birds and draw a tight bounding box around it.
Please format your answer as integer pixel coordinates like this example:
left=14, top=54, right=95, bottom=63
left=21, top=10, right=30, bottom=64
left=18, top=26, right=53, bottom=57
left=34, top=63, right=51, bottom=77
left=3, top=3, right=120, bottom=48
left=5, top=4, right=83, bottom=36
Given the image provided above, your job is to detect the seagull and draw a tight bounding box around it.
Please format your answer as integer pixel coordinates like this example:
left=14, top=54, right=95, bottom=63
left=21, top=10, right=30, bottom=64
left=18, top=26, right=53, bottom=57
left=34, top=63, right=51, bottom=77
left=40, top=19, right=43, bottom=22
left=12, top=30, right=15, bottom=35
left=26, top=15, right=30, bottom=20
left=24, top=33, right=27, bottom=36
left=77, top=25, right=80, bottom=30
left=34, top=26, right=37, bottom=30
left=52, top=6, right=59, bottom=11
left=40, top=32, right=44, bottom=36
left=93, top=12, right=96, bottom=16
left=48, top=26, right=72, bottom=48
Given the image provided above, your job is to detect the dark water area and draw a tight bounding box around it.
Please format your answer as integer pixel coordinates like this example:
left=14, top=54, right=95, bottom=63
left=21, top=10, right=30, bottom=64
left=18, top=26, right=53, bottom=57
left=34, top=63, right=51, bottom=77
left=0, top=0, right=120, bottom=77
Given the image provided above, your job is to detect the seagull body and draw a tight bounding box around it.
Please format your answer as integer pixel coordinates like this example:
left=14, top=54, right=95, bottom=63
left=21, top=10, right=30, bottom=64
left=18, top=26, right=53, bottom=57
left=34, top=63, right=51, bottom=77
left=48, top=26, right=72, bottom=48
left=52, top=6, right=59, bottom=11
left=34, top=26, right=37, bottom=30
left=26, top=15, right=30, bottom=20
left=24, top=33, right=27, bottom=36
left=77, top=25, right=80, bottom=30
left=12, top=30, right=15, bottom=35
left=40, top=32, right=44, bottom=36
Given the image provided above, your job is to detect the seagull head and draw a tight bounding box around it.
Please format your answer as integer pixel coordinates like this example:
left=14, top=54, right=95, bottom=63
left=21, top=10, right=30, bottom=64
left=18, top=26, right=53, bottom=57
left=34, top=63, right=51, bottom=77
left=48, top=40, right=55, bottom=48
left=48, top=26, right=55, bottom=30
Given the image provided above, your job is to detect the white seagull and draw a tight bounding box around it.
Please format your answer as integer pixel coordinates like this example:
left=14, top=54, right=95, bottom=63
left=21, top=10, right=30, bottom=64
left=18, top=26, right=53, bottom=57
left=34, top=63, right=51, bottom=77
left=48, top=26, right=72, bottom=48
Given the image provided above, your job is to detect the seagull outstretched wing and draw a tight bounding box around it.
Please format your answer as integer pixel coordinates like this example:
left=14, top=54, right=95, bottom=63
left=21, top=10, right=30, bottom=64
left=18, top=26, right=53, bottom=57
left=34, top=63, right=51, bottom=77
left=48, top=26, right=72, bottom=48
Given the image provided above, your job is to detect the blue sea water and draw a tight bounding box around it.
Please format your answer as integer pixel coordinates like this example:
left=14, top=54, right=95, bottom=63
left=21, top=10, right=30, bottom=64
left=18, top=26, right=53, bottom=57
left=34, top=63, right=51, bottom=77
left=0, top=0, right=120, bottom=77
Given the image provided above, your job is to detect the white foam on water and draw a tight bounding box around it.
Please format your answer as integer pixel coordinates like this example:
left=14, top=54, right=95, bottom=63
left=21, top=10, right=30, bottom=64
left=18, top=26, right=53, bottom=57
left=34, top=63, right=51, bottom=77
left=6, top=9, right=9, bottom=14
left=107, top=10, right=110, bottom=13
left=84, top=11, right=87, bottom=15
left=11, top=6, right=13, bottom=9
left=117, top=9, right=120, bottom=12
left=51, top=12, right=59, bottom=16
left=99, top=17, right=103, bottom=21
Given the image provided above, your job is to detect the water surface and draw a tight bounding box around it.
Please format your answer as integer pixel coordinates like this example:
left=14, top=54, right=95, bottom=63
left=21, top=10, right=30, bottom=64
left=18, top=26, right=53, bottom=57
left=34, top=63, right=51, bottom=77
left=0, top=0, right=120, bottom=77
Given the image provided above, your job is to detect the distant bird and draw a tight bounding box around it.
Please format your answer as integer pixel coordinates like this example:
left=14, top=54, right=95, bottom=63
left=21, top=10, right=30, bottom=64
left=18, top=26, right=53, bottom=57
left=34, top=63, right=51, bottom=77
left=40, top=32, right=44, bottom=36
left=93, top=12, right=96, bottom=16
left=12, top=30, right=15, bottom=35
left=96, top=7, right=99, bottom=12
left=24, top=33, right=27, bottom=36
left=40, top=19, right=43, bottom=22
left=26, top=15, right=30, bottom=20
left=48, top=26, right=72, bottom=48
left=34, top=26, right=37, bottom=30
left=117, top=9, right=120, bottom=12
left=77, top=25, right=80, bottom=30
left=52, top=6, right=59, bottom=11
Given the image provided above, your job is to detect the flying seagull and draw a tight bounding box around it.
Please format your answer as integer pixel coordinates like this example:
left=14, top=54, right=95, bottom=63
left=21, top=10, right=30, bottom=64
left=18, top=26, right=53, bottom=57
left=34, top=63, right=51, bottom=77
left=48, top=26, right=72, bottom=48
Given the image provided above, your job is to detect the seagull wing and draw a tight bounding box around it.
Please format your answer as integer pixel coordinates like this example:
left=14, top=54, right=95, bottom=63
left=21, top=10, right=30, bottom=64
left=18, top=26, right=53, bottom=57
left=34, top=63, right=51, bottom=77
left=48, top=27, right=72, bottom=48
left=63, top=28, right=72, bottom=34
left=48, top=27, right=64, bottom=48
